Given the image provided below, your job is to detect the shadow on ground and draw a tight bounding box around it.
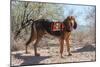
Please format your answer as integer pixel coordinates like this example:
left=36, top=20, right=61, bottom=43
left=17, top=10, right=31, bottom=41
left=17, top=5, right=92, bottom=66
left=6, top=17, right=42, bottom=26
left=14, top=53, right=51, bottom=66
left=72, top=45, right=96, bottom=53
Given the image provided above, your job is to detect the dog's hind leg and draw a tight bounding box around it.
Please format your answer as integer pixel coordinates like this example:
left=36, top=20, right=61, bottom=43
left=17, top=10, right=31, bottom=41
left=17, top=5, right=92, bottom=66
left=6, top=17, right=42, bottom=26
left=33, top=36, right=42, bottom=56
left=25, top=23, right=37, bottom=54
left=33, top=31, right=45, bottom=56
left=33, top=39, right=40, bottom=56
left=59, top=36, right=64, bottom=58
left=25, top=39, right=30, bottom=54
left=25, top=34, right=37, bottom=54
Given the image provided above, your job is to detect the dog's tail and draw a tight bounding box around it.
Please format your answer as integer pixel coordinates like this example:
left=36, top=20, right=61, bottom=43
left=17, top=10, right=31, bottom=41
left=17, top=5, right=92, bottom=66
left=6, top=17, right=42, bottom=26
left=25, top=19, right=37, bottom=44
left=31, top=20, right=37, bottom=40
left=14, top=19, right=34, bottom=40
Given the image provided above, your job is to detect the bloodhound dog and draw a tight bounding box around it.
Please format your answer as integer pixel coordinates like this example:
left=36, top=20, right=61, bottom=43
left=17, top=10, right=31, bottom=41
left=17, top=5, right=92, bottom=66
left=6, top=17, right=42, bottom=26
left=25, top=16, right=77, bottom=58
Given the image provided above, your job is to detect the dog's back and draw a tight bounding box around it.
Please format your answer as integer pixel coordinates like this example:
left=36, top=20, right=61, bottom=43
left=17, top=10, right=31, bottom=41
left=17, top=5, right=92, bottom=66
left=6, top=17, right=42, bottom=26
left=34, top=19, right=65, bottom=36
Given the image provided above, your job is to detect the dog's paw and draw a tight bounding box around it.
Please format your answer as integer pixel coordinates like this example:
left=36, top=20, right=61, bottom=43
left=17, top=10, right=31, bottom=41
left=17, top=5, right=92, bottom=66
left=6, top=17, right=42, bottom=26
left=60, top=55, right=64, bottom=58
left=68, top=53, right=72, bottom=56
left=35, top=53, right=40, bottom=56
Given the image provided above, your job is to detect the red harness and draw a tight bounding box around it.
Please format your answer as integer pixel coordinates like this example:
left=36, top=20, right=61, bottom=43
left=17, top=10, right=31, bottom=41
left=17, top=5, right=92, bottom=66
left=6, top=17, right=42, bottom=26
left=51, top=22, right=64, bottom=31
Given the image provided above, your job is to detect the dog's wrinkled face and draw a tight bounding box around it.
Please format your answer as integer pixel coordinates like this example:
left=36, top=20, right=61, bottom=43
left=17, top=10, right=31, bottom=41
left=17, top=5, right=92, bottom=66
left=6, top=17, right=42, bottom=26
left=64, top=16, right=77, bottom=32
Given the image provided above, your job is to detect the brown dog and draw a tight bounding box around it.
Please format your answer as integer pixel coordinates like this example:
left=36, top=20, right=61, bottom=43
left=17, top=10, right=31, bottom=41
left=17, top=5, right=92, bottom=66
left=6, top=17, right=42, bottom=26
left=25, top=16, right=77, bottom=58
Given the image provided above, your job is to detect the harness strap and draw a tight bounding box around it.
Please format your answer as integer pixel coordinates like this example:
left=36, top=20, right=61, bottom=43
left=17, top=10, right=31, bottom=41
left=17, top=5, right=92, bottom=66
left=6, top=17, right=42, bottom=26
left=51, top=22, right=65, bottom=31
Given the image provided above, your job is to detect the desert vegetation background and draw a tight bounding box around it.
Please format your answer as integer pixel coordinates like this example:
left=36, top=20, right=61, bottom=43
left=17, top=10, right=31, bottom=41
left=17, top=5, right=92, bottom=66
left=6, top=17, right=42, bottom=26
left=11, top=1, right=96, bottom=66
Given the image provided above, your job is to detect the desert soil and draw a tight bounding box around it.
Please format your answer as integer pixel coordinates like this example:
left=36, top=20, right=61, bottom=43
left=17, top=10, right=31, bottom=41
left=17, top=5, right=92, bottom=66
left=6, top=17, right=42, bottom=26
left=11, top=43, right=96, bottom=66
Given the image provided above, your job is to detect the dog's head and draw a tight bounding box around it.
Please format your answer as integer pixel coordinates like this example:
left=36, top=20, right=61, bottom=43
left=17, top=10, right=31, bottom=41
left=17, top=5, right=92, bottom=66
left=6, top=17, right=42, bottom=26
left=63, top=16, right=77, bottom=32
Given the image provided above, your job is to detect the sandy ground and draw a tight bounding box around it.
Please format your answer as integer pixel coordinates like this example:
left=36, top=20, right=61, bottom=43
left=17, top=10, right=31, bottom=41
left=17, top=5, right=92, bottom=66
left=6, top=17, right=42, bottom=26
left=11, top=43, right=96, bottom=66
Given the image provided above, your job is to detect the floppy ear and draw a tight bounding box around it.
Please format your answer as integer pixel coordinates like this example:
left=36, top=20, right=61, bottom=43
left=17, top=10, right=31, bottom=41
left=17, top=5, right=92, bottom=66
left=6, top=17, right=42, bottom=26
left=73, top=21, right=77, bottom=29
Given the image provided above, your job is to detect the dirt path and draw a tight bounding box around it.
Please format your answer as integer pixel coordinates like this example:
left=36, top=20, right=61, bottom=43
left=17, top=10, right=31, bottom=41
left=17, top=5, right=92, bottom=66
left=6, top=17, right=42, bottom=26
left=11, top=44, right=96, bottom=66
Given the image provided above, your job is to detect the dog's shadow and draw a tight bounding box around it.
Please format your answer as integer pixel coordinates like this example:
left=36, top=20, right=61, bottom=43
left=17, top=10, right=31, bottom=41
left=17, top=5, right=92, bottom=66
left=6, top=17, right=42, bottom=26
left=72, top=45, right=96, bottom=53
left=14, top=53, right=51, bottom=66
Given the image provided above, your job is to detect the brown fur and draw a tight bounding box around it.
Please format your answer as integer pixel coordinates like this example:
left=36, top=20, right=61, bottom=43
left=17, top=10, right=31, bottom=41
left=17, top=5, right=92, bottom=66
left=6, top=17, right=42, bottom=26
left=25, top=16, right=77, bottom=58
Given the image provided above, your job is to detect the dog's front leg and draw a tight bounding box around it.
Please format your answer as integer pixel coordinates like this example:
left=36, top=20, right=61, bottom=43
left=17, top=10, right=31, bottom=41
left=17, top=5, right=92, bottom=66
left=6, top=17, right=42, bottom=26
left=66, top=32, right=72, bottom=56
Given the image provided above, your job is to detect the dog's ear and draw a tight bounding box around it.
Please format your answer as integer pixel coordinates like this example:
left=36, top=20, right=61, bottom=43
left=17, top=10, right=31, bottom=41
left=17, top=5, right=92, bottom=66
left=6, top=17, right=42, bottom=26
left=73, top=21, right=77, bottom=29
